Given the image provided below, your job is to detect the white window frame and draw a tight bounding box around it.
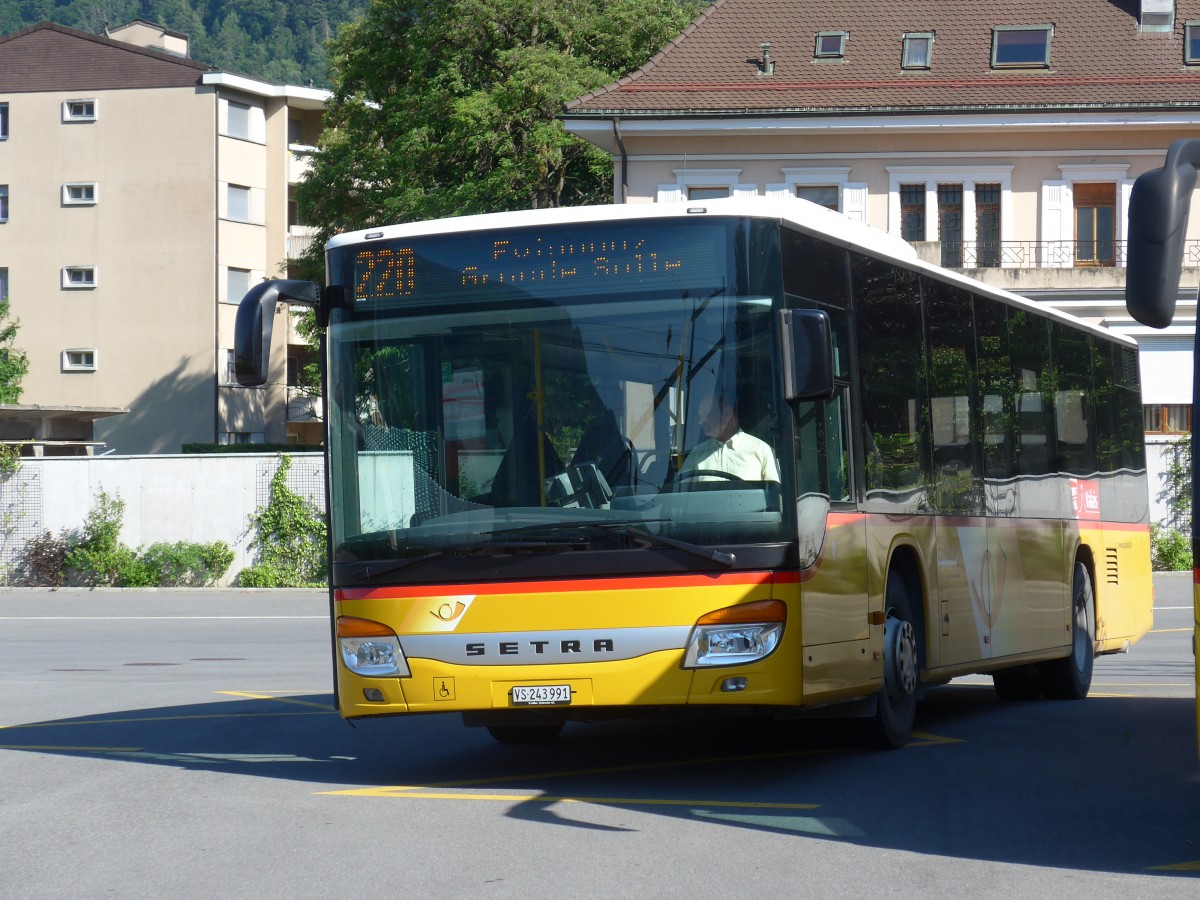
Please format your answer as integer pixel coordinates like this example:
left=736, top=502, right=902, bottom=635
left=767, top=168, right=861, bottom=216
left=1040, top=164, right=1133, bottom=269
left=62, top=349, right=97, bottom=372
left=224, top=266, right=258, bottom=304
left=222, top=349, right=238, bottom=385
left=62, top=182, right=98, bottom=206
left=657, top=169, right=757, bottom=203
left=218, top=431, right=265, bottom=446
left=1187, top=21, right=1200, bottom=64
left=220, top=97, right=266, bottom=143
left=886, top=166, right=1014, bottom=264
left=61, top=266, right=98, bottom=289
left=222, top=183, right=264, bottom=224
left=62, top=99, right=97, bottom=122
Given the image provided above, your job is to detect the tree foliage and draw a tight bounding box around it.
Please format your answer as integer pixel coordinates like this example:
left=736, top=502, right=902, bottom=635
left=0, top=296, right=29, bottom=405
left=295, top=0, right=704, bottom=239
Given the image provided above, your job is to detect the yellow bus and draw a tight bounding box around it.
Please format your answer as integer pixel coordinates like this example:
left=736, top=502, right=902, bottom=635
left=1126, top=138, right=1200, bottom=756
left=237, top=197, right=1153, bottom=747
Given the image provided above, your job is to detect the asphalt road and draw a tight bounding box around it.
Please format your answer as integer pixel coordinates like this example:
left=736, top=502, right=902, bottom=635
left=0, top=577, right=1197, bottom=899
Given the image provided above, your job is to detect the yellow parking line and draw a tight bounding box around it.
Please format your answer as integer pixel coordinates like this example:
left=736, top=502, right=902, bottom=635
left=318, top=786, right=819, bottom=808
left=1149, top=628, right=1194, bottom=634
left=0, top=745, right=141, bottom=752
left=216, top=691, right=334, bottom=710
left=1148, top=860, right=1200, bottom=872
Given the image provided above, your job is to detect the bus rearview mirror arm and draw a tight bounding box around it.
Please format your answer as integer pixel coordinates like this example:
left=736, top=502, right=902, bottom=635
left=234, top=279, right=323, bottom=386
left=1126, top=138, right=1200, bottom=329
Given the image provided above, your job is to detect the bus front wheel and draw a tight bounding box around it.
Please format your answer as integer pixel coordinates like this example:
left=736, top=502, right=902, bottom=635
left=868, top=569, right=920, bottom=749
left=1038, top=561, right=1095, bottom=700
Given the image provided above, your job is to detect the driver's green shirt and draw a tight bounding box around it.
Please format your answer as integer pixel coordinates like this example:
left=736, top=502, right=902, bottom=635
left=681, top=430, right=780, bottom=482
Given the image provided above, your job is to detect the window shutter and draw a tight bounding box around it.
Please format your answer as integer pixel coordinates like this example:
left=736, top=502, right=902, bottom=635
left=765, top=183, right=791, bottom=197
left=732, top=184, right=759, bottom=197
left=1041, top=180, right=1070, bottom=268
left=843, top=183, right=868, bottom=222
left=656, top=185, right=684, bottom=203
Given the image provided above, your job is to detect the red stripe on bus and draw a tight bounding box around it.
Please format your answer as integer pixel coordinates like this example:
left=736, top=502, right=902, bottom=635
left=338, top=570, right=784, bottom=601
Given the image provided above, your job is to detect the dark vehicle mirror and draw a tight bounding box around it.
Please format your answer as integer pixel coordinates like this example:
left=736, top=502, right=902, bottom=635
left=1126, top=139, right=1200, bottom=329
left=780, top=308, right=835, bottom=402
left=234, top=279, right=320, bottom=386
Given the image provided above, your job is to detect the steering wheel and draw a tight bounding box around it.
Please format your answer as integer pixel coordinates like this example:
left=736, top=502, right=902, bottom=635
left=676, top=468, right=747, bottom=484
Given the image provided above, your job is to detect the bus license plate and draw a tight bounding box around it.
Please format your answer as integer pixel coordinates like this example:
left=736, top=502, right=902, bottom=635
left=511, top=684, right=572, bottom=706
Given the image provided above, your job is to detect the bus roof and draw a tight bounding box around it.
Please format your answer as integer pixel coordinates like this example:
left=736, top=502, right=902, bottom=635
left=325, top=197, right=1136, bottom=349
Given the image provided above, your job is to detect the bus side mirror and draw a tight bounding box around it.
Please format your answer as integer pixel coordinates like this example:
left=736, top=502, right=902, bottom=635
left=780, top=308, right=835, bottom=402
left=1126, top=139, right=1200, bottom=329
left=234, top=279, right=320, bottom=386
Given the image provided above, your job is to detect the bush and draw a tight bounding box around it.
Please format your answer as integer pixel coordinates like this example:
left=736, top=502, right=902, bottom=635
left=14, top=529, right=71, bottom=586
left=140, top=541, right=235, bottom=587
left=240, top=455, right=326, bottom=587
left=1150, top=523, right=1192, bottom=572
left=16, top=489, right=239, bottom=587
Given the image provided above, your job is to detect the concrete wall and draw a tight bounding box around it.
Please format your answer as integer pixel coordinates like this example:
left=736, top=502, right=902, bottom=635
left=0, top=446, right=1179, bottom=586
left=0, top=453, right=324, bottom=584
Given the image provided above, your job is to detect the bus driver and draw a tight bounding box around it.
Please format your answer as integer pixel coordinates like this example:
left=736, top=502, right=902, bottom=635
left=680, top=392, right=780, bottom=483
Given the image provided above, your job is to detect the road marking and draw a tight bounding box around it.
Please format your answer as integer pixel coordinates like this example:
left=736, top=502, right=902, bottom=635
left=0, top=744, right=141, bottom=752
left=318, top=786, right=820, bottom=808
left=1147, top=860, right=1200, bottom=872
left=216, top=691, right=334, bottom=710
left=1150, top=627, right=1194, bottom=634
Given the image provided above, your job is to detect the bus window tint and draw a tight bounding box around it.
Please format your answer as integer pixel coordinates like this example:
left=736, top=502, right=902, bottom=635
left=974, top=299, right=1014, bottom=484
left=852, top=254, right=930, bottom=507
left=1007, top=311, right=1054, bottom=480
left=1052, top=321, right=1098, bottom=477
left=924, top=278, right=981, bottom=515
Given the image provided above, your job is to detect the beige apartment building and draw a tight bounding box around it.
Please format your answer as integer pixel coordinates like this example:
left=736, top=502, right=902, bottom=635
left=0, top=21, right=327, bottom=455
left=562, top=0, right=1200, bottom=501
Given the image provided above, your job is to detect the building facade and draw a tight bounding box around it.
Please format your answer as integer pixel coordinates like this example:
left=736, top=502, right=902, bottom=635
left=0, top=22, right=326, bottom=454
left=562, top=0, right=1200, bottom=521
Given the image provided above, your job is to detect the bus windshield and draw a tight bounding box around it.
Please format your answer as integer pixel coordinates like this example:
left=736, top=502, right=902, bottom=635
left=327, top=232, right=789, bottom=566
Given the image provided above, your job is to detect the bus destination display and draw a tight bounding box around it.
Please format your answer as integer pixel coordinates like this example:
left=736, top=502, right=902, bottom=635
left=347, top=221, right=729, bottom=305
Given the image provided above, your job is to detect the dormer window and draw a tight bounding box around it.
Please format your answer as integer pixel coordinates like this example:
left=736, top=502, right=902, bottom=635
left=902, top=33, right=934, bottom=69
left=991, top=25, right=1053, bottom=68
left=1186, top=22, right=1200, bottom=65
left=814, top=31, right=847, bottom=59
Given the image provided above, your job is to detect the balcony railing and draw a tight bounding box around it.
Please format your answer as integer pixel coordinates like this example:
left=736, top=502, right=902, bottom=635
left=919, top=239, right=1200, bottom=270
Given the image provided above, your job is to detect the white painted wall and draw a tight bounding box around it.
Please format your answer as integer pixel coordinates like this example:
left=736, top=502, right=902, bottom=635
left=0, top=453, right=324, bottom=585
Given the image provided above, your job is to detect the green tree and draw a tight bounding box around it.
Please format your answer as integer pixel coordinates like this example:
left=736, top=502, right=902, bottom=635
left=0, top=296, right=29, bottom=404
left=295, top=0, right=704, bottom=242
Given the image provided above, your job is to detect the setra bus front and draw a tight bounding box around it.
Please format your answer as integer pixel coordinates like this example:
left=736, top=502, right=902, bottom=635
left=238, top=204, right=839, bottom=743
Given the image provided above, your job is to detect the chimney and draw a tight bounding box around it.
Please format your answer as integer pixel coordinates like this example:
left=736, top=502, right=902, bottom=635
left=1139, top=0, right=1174, bottom=32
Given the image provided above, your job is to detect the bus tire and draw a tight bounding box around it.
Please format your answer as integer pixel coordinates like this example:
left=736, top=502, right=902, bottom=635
left=867, top=569, right=920, bottom=749
left=486, top=722, right=564, bottom=744
left=992, top=664, right=1041, bottom=701
left=1038, top=561, right=1095, bottom=700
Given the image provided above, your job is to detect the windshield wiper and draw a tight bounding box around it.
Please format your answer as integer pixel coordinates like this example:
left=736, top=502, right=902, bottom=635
left=584, top=522, right=736, bottom=568
left=339, top=537, right=583, bottom=585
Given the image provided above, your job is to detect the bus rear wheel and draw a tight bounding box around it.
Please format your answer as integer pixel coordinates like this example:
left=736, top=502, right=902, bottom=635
left=867, top=569, right=920, bottom=749
left=1038, top=561, right=1095, bottom=700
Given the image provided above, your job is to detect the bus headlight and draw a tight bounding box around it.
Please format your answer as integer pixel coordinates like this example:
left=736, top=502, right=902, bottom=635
left=337, top=616, right=410, bottom=677
left=682, top=600, right=786, bottom=668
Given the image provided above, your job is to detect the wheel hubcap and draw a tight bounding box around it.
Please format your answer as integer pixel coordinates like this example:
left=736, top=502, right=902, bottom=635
left=884, top=615, right=917, bottom=705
